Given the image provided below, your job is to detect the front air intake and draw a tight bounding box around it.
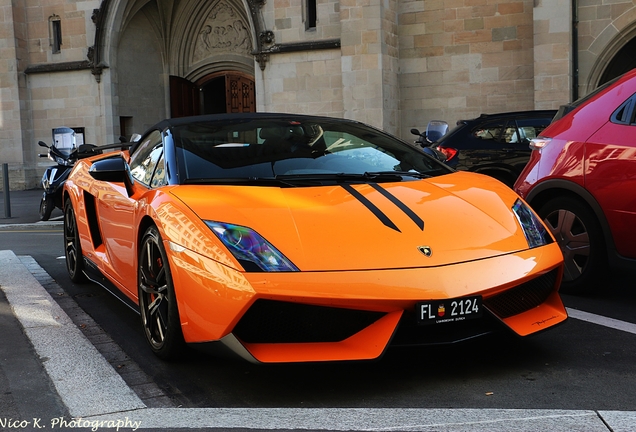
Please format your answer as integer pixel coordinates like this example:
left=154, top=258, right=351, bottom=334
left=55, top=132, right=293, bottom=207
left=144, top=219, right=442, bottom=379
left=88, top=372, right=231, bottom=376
left=483, top=269, right=558, bottom=319
left=233, top=299, right=385, bottom=344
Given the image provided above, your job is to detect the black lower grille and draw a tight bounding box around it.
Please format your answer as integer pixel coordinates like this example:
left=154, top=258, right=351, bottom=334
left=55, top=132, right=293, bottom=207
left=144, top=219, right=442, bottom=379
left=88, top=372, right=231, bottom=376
left=391, top=311, right=501, bottom=346
left=233, top=299, right=386, bottom=343
left=483, top=269, right=558, bottom=319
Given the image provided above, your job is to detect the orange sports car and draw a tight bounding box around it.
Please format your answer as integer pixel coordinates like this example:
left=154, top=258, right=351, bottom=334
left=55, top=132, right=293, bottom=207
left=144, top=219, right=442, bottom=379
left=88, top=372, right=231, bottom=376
left=62, top=113, right=567, bottom=362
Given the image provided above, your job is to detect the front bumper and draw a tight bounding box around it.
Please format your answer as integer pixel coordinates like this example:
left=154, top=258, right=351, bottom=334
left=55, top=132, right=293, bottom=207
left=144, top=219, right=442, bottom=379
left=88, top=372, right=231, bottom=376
left=168, top=244, right=566, bottom=363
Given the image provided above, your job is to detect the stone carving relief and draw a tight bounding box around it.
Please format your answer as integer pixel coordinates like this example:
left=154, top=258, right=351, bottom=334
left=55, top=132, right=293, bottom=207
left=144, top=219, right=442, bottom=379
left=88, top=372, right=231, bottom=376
left=193, top=1, right=252, bottom=63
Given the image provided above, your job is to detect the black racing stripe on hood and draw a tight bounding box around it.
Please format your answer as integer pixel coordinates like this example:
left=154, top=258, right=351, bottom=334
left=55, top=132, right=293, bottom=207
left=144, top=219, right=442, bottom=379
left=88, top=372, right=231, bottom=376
left=340, top=184, right=400, bottom=232
left=369, top=183, right=424, bottom=231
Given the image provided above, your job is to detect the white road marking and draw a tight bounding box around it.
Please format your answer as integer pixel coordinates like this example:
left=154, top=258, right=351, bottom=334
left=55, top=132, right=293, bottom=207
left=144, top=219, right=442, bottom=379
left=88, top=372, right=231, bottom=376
left=567, top=307, right=636, bottom=335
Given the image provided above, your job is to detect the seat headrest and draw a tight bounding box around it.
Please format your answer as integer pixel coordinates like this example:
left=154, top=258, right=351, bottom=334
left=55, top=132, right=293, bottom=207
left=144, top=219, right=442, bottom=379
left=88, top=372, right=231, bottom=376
left=259, top=127, right=291, bottom=141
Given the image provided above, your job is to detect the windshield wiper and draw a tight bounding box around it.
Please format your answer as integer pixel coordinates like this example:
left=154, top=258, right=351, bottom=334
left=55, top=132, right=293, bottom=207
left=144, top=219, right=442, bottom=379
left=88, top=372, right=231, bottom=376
left=183, top=171, right=430, bottom=187
left=182, top=177, right=298, bottom=187
left=275, top=171, right=429, bottom=183
left=364, top=171, right=430, bottom=180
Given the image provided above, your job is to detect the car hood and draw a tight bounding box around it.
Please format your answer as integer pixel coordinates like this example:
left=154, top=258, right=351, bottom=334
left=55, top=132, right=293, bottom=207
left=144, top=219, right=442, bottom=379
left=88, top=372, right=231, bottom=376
left=169, top=172, right=530, bottom=271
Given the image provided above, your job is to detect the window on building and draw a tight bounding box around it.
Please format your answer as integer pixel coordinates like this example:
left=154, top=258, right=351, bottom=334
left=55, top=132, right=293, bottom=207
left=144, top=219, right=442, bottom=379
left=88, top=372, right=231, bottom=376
left=49, top=16, right=62, bottom=54
left=120, top=116, right=133, bottom=140
left=305, top=0, right=317, bottom=30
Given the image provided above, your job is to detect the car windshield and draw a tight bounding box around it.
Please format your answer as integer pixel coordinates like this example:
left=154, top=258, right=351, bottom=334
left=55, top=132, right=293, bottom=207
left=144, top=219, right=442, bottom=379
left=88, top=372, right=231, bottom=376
left=172, top=117, right=452, bottom=185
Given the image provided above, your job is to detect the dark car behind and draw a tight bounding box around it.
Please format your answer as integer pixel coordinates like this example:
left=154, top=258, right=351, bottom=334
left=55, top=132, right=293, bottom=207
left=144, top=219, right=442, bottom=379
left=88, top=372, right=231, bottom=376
left=432, top=110, right=557, bottom=187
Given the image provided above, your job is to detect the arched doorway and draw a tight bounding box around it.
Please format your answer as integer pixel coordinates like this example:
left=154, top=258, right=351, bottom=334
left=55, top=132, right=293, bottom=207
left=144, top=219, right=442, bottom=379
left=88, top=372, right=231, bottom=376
left=586, top=19, right=636, bottom=94
left=169, top=71, right=255, bottom=118
left=599, top=37, right=636, bottom=85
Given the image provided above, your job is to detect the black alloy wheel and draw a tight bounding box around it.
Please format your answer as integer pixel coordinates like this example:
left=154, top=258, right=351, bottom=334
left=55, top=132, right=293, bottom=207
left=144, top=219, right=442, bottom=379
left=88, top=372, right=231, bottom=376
left=138, top=226, right=185, bottom=360
left=538, top=197, right=607, bottom=295
left=40, top=194, right=54, bottom=221
left=64, top=200, right=87, bottom=283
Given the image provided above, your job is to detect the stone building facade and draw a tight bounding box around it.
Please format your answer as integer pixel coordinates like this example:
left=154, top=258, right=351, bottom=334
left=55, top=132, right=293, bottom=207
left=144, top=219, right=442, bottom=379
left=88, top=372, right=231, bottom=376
left=1, top=0, right=635, bottom=189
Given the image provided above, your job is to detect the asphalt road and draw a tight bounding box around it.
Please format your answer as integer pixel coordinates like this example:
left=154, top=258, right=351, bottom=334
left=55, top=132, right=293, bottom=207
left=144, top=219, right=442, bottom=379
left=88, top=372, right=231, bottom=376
left=2, top=221, right=636, bottom=414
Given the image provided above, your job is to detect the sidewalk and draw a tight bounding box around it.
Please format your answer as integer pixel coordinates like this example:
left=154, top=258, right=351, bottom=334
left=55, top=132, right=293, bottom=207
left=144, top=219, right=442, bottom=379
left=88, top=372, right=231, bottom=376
left=1, top=190, right=636, bottom=431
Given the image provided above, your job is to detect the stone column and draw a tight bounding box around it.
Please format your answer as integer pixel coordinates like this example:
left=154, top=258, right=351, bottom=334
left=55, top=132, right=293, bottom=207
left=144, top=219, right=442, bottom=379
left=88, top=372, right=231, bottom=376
left=533, top=0, right=572, bottom=109
left=340, top=0, right=399, bottom=134
left=0, top=0, right=35, bottom=190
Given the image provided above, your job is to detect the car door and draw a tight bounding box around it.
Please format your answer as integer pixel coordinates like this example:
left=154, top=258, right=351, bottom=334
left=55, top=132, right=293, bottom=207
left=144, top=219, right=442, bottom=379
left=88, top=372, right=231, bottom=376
left=96, top=130, right=165, bottom=296
left=585, top=94, right=636, bottom=258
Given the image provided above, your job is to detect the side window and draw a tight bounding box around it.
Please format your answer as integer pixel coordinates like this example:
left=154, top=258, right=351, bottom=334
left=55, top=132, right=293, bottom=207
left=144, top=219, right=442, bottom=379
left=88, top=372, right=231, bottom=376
left=129, top=130, right=164, bottom=187
left=150, top=152, right=166, bottom=188
left=472, top=121, right=504, bottom=142
left=502, top=123, right=520, bottom=143
left=516, top=118, right=552, bottom=143
left=610, top=94, right=636, bottom=125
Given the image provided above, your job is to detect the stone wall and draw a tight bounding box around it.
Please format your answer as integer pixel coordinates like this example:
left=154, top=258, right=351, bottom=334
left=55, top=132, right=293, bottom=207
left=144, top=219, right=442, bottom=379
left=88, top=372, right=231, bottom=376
left=3, top=0, right=636, bottom=191
left=26, top=0, right=95, bottom=64
left=533, top=0, right=571, bottom=110
left=28, top=70, right=101, bottom=145
left=256, top=50, right=344, bottom=117
left=398, top=0, right=537, bottom=138
left=267, top=0, right=341, bottom=42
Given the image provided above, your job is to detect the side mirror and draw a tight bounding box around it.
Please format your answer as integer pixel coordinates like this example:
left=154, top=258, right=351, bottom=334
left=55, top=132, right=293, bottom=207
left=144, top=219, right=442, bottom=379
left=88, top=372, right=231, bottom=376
left=38, top=141, right=49, bottom=148
left=410, top=128, right=422, bottom=136
left=88, top=156, right=135, bottom=197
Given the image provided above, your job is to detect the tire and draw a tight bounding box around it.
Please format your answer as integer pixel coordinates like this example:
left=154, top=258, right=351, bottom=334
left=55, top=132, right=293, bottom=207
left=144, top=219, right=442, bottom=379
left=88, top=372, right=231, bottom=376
left=40, top=194, right=54, bottom=221
left=138, top=226, right=185, bottom=360
left=63, top=200, right=87, bottom=283
left=537, top=197, right=607, bottom=295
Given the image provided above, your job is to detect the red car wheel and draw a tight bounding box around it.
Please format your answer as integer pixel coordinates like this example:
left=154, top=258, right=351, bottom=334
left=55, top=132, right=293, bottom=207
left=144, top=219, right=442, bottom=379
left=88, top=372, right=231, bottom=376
left=538, top=197, right=607, bottom=295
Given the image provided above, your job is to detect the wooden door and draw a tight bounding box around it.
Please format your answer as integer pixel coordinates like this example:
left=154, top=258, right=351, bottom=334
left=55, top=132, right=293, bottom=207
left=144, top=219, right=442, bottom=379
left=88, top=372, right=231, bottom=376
left=225, top=74, right=255, bottom=113
left=170, top=75, right=200, bottom=118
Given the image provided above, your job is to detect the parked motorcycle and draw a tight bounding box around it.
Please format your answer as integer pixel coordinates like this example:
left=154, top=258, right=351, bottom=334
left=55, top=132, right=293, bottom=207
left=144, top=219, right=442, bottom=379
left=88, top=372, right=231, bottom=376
left=38, top=127, right=101, bottom=221
left=411, top=120, right=450, bottom=162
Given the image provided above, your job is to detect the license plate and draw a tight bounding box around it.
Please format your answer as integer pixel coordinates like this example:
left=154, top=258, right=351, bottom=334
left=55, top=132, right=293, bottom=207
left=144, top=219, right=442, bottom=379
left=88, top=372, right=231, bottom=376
left=416, top=296, right=482, bottom=325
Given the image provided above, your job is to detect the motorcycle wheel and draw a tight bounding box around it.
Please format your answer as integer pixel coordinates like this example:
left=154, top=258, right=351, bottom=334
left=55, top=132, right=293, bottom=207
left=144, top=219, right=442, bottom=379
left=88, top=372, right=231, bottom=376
left=39, top=194, right=54, bottom=221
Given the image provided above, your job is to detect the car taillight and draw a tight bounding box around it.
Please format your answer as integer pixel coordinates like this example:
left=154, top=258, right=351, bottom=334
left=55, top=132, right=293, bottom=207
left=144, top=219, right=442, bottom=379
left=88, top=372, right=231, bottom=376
left=529, top=137, right=552, bottom=150
left=436, top=146, right=458, bottom=161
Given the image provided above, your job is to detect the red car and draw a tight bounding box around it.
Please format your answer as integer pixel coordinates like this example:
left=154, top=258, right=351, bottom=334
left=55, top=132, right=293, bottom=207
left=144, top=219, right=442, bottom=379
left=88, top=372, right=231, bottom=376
left=515, top=69, right=636, bottom=294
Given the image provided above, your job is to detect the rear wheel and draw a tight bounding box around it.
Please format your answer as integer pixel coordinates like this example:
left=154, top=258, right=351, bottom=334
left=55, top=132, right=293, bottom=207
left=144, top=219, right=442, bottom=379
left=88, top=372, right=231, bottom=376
left=138, top=226, right=185, bottom=360
left=63, top=199, right=87, bottom=283
left=537, top=197, right=607, bottom=295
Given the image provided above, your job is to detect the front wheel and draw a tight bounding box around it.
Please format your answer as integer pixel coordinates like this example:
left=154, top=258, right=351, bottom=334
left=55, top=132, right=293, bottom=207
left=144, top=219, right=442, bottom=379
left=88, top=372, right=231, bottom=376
left=40, top=194, right=54, bottom=221
left=537, top=197, right=607, bottom=295
left=138, top=226, right=185, bottom=360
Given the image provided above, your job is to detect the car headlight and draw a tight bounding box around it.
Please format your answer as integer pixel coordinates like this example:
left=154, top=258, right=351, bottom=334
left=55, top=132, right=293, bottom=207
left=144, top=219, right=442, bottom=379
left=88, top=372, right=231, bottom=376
left=205, top=221, right=299, bottom=272
left=512, top=199, right=553, bottom=248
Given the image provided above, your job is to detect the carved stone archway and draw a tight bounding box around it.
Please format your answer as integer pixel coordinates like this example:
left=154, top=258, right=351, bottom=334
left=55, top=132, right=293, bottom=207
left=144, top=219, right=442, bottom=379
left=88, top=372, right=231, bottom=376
left=91, top=0, right=271, bottom=82
left=584, top=10, right=636, bottom=95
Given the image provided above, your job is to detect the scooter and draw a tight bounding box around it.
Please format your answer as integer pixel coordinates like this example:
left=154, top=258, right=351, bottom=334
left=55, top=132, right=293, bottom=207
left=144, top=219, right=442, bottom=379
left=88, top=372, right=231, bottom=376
left=38, top=127, right=100, bottom=221
left=411, top=120, right=450, bottom=163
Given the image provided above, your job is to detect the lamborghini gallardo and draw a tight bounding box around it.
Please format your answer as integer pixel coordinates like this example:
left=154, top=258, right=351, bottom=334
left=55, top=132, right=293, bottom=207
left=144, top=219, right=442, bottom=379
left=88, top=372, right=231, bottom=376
left=63, top=113, right=567, bottom=362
